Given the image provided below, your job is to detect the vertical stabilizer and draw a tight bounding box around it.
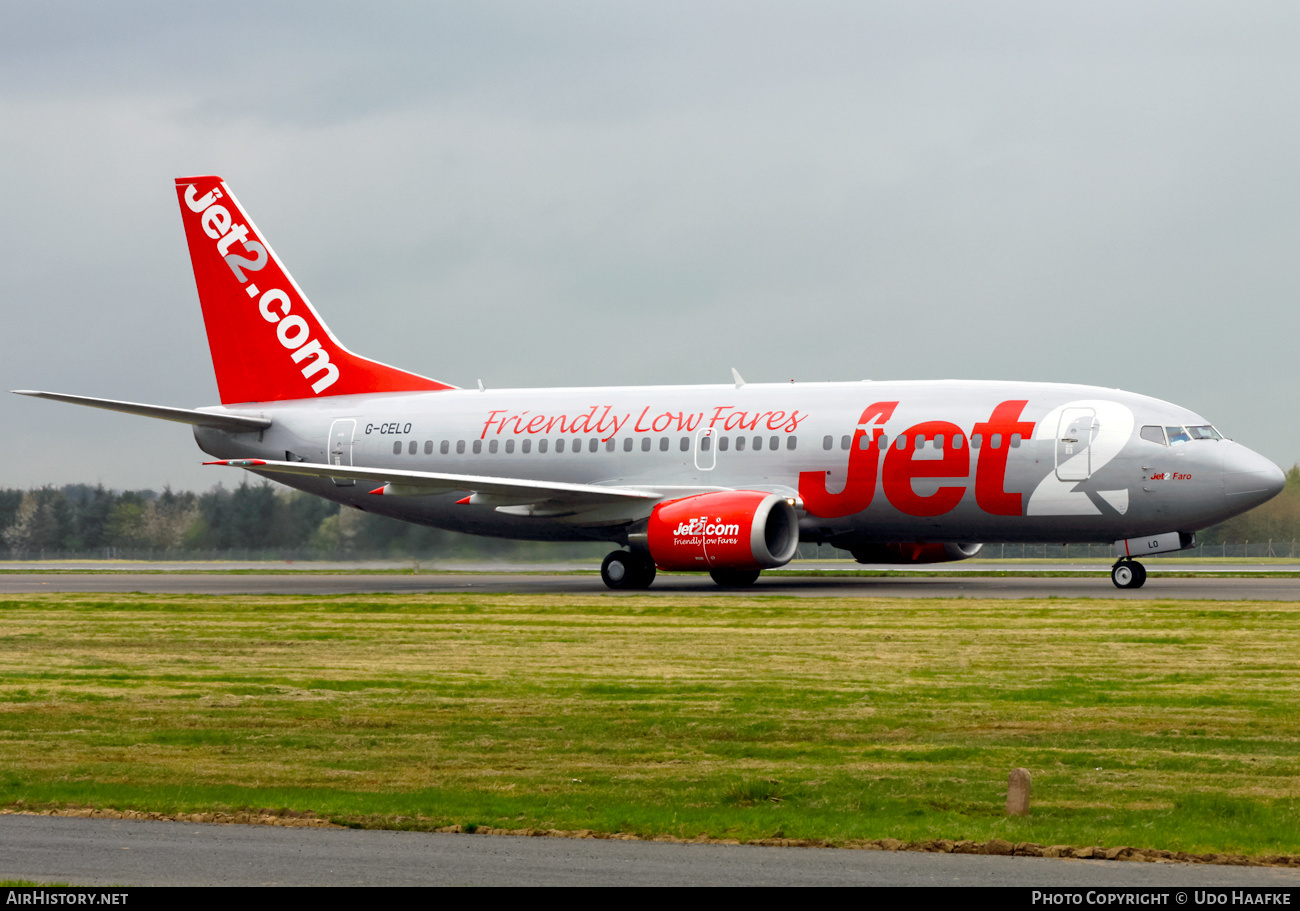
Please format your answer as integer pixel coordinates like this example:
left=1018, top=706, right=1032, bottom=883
left=175, top=175, right=454, bottom=404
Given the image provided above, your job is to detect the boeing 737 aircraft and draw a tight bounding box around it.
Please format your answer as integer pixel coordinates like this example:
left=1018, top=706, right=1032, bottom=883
left=15, top=176, right=1286, bottom=589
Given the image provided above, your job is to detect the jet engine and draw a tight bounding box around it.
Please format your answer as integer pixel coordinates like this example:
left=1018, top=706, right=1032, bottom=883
left=646, top=490, right=800, bottom=572
left=848, top=542, right=983, bottom=564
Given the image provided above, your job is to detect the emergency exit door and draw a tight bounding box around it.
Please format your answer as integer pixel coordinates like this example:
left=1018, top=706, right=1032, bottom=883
left=328, top=419, right=357, bottom=487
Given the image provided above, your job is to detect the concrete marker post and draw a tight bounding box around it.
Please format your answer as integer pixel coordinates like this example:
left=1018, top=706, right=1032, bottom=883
left=1007, top=768, right=1031, bottom=816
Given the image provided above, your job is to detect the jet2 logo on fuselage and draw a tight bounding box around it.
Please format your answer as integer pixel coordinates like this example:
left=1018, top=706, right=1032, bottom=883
left=798, top=400, right=1036, bottom=520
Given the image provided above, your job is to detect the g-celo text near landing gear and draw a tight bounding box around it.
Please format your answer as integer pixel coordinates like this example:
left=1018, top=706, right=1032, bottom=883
left=1111, top=559, right=1147, bottom=589
left=601, top=550, right=657, bottom=590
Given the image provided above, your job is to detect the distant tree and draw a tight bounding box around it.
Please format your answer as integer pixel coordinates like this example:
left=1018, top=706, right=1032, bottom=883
left=2, top=488, right=73, bottom=554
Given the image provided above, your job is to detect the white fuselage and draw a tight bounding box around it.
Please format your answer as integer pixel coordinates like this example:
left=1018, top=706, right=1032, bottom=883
left=193, top=378, right=1283, bottom=549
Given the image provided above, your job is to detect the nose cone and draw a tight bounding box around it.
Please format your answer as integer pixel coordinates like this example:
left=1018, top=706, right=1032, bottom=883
left=1223, top=444, right=1286, bottom=506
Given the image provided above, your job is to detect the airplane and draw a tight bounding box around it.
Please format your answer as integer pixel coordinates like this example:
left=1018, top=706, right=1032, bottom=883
left=14, top=175, right=1286, bottom=590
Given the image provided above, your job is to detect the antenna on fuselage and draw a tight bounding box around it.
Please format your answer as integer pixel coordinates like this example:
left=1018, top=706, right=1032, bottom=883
left=731, top=368, right=745, bottom=389
left=477, top=379, right=485, bottom=392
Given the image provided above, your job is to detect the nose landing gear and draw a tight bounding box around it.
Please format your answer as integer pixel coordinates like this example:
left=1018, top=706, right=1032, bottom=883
left=1111, top=559, right=1147, bottom=589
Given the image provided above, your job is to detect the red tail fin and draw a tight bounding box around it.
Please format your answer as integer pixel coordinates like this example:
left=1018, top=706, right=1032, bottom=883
left=175, top=175, right=454, bottom=404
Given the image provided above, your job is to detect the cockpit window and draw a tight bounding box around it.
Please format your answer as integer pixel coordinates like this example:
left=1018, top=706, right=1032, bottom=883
left=1186, top=425, right=1222, bottom=441
left=1140, top=425, right=1166, bottom=445
left=1166, top=426, right=1192, bottom=445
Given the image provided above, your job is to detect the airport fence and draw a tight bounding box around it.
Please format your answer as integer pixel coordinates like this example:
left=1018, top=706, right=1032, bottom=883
left=4, top=541, right=1300, bottom=563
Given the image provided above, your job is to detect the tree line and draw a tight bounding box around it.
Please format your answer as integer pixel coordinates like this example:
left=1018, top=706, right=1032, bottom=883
left=0, top=482, right=604, bottom=560
left=1, top=466, right=1297, bottom=560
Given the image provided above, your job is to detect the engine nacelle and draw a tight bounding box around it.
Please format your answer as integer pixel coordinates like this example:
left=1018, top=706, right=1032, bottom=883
left=647, top=490, right=800, bottom=572
left=849, top=542, right=983, bottom=564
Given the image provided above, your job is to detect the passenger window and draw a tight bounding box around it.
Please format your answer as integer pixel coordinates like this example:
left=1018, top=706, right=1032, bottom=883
left=751, top=436, right=762, bottom=451
left=769, top=435, right=779, bottom=450
left=952, top=434, right=964, bottom=450
left=573, top=438, right=582, bottom=453
left=489, top=439, right=498, bottom=454
left=393, top=441, right=402, bottom=455
left=623, top=438, right=633, bottom=452
left=1166, top=426, right=1192, bottom=445
left=456, top=440, right=465, bottom=454
left=440, top=440, right=449, bottom=455
left=990, top=434, right=1001, bottom=450
left=424, top=440, right=433, bottom=455
left=606, top=439, right=615, bottom=452
left=472, top=440, right=482, bottom=455
left=659, top=437, right=669, bottom=452
left=539, top=439, right=548, bottom=453
left=700, top=435, right=712, bottom=451
left=859, top=434, right=870, bottom=450
left=823, top=435, right=833, bottom=450
left=1010, top=433, right=1021, bottom=448
left=736, top=436, right=746, bottom=451
left=933, top=434, right=944, bottom=450
left=877, top=434, right=888, bottom=449
left=589, top=438, right=599, bottom=453
left=522, top=439, right=531, bottom=454
left=641, top=437, right=651, bottom=452
left=787, top=436, right=797, bottom=450
left=895, top=435, right=906, bottom=450
left=679, top=437, right=689, bottom=452
left=841, top=435, right=851, bottom=450
left=719, top=436, right=729, bottom=452
left=556, top=439, right=565, bottom=453
left=914, top=435, right=925, bottom=450
left=505, top=439, right=515, bottom=454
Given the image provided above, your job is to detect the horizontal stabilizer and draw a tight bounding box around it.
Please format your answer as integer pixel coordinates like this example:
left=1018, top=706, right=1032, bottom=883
left=204, top=458, right=662, bottom=505
left=12, top=391, right=271, bottom=433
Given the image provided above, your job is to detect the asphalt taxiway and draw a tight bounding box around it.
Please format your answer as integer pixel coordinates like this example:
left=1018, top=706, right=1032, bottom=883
left=3, top=569, right=1300, bottom=599
left=4, top=815, right=1299, bottom=887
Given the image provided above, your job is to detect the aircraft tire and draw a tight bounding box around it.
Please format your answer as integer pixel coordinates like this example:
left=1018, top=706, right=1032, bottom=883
left=709, top=568, right=761, bottom=587
left=1111, top=560, right=1146, bottom=589
left=629, top=554, right=657, bottom=589
left=601, top=551, right=638, bottom=590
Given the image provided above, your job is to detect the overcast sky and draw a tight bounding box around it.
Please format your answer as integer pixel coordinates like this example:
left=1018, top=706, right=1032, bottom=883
left=4, top=1, right=1300, bottom=491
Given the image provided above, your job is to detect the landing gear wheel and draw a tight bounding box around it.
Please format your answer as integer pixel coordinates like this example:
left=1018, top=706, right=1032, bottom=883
left=602, top=551, right=657, bottom=590
left=709, top=568, right=761, bottom=587
left=1111, top=560, right=1147, bottom=589
left=630, top=553, right=657, bottom=589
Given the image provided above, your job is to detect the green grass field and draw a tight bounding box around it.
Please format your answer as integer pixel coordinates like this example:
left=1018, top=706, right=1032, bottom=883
left=1, top=592, right=1297, bottom=856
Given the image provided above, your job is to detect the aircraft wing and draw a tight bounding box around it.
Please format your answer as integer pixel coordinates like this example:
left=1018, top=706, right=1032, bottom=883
left=204, top=458, right=663, bottom=506
left=12, top=391, right=271, bottom=433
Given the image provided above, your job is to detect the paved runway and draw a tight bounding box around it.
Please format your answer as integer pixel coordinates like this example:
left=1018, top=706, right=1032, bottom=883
left=3, top=571, right=1300, bottom=599
left=4, top=815, right=1299, bottom=887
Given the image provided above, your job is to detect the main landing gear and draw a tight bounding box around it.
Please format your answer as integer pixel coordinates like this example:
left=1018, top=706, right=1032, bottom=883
left=708, top=569, right=761, bottom=587
left=1111, top=559, right=1147, bottom=589
left=601, top=550, right=657, bottom=590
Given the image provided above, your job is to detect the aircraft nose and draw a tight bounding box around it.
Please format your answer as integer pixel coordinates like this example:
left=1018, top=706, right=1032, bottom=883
left=1223, top=444, right=1285, bottom=505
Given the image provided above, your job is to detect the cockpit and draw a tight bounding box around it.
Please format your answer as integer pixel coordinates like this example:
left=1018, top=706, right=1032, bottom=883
left=1140, top=424, right=1223, bottom=446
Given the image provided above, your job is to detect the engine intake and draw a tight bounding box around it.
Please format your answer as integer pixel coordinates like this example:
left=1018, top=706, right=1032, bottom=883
left=647, top=490, right=800, bottom=572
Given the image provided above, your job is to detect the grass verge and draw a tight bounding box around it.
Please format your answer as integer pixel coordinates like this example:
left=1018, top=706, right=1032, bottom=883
left=0, top=592, right=1297, bottom=856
